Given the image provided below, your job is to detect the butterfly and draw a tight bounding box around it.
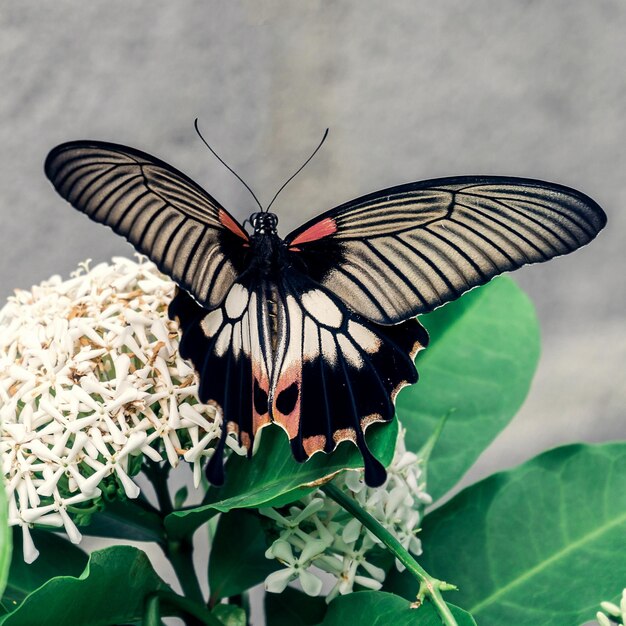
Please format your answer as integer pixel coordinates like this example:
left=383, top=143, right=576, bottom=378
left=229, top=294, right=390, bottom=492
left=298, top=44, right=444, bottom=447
left=44, top=135, right=607, bottom=487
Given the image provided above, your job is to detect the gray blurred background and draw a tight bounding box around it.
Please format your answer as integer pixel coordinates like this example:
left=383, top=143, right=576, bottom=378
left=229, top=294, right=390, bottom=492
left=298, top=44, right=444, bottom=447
left=1, top=0, right=625, bottom=607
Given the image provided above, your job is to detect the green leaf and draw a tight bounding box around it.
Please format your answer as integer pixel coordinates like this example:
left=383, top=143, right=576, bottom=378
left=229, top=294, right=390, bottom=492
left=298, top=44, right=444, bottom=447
left=212, top=604, right=247, bottom=626
left=0, top=545, right=169, bottom=626
left=143, top=594, right=163, bottom=626
left=320, top=591, right=476, bottom=626
left=397, top=277, right=540, bottom=500
left=209, top=509, right=279, bottom=602
left=0, top=477, right=10, bottom=599
left=1, top=529, right=87, bottom=615
left=265, top=587, right=327, bottom=625
left=387, top=443, right=626, bottom=626
left=174, top=486, right=189, bottom=510
left=165, top=421, right=397, bottom=538
left=79, top=498, right=165, bottom=542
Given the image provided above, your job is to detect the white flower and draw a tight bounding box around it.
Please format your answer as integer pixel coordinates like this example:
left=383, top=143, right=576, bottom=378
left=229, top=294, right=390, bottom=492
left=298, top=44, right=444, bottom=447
left=264, top=540, right=327, bottom=596
left=0, top=256, right=243, bottom=561
left=596, top=588, right=626, bottom=625
left=260, top=424, right=431, bottom=602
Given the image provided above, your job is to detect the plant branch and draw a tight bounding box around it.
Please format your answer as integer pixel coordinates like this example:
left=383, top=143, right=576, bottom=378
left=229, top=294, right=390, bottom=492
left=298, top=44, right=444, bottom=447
left=321, top=482, right=458, bottom=626
left=154, top=590, right=223, bottom=626
left=143, top=459, right=174, bottom=516
left=163, top=537, right=205, bottom=607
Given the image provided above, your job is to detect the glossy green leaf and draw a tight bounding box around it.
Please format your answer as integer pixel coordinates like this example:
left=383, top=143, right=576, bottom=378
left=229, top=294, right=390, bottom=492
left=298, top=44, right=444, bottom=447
left=79, top=498, right=164, bottom=542
left=174, top=486, right=189, bottom=509
left=320, top=591, right=476, bottom=626
left=397, top=277, right=540, bottom=500
left=265, top=587, right=327, bottom=626
left=209, top=509, right=278, bottom=602
left=388, top=443, right=626, bottom=626
left=143, top=594, right=163, bottom=626
left=165, top=421, right=397, bottom=538
left=1, top=529, right=87, bottom=615
left=212, top=604, right=246, bottom=626
left=0, top=545, right=169, bottom=625
left=0, top=478, right=10, bottom=599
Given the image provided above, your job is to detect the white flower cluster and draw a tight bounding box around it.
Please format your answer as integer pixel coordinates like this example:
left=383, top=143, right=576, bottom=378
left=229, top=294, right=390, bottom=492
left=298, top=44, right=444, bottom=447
left=261, top=426, right=431, bottom=602
left=596, top=589, right=626, bottom=626
left=0, top=257, right=235, bottom=562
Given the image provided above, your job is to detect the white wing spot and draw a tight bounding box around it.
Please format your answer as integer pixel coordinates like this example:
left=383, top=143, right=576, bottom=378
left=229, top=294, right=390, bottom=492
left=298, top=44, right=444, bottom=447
left=347, top=320, right=380, bottom=353
left=303, top=316, right=320, bottom=361
left=201, top=308, right=223, bottom=338
left=225, top=283, right=249, bottom=319
left=214, top=324, right=232, bottom=357
left=231, top=321, right=242, bottom=358
left=320, top=328, right=338, bottom=368
left=337, top=333, right=362, bottom=369
left=301, top=290, right=343, bottom=328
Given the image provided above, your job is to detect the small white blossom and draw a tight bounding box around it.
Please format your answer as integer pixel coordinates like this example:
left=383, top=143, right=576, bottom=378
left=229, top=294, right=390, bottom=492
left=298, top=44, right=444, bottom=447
left=264, top=539, right=327, bottom=596
left=0, top=256, right=243, bottom=561
left=260, top=424, right=431, bottom=602
left=596, top=588, right=626, bottom=625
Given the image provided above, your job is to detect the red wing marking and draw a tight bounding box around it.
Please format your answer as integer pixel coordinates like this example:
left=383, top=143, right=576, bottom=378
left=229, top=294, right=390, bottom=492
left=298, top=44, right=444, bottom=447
left=218, top=208, right=249, bottom=241
left=289, top=217, right=337, bottom=247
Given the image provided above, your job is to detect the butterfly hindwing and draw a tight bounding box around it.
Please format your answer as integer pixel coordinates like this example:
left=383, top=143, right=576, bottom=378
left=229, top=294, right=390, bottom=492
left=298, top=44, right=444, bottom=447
left=285, top=176, right=607, bottom=324
left=45, top=141, right=250, bottom=309
left=168, top=279, right=273, bottom=484
left=269, top=269, right=428, bottom=486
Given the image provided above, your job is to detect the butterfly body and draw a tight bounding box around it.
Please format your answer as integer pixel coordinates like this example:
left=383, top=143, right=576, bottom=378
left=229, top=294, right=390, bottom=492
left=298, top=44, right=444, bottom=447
left=44, top=140, right=607, bottom=487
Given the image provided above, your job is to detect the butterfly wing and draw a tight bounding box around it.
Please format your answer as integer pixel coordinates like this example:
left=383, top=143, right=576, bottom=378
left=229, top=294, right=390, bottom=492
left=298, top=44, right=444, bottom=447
left=269, top=268, right=428, bottom=486
left=285, top=176, right=607, bottom=324
left=168, top=278, right=274, bottom=485
left=45, top=141, right=249, bottom=309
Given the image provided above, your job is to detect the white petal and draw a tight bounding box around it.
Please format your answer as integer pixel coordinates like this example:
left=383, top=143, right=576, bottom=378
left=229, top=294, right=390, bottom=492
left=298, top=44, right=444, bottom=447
left=264, top=568, right=296, bottom=594
left=299, top=539, right=328, bottom=564
left=298, top=570, right=323, bottom=597
left=294, top=498, right=324, bottom=523
left=354, top=575, right=382, bottom=590
left=360, top=560, right=386, bottom=581
left=342, top=518, right=362, bottom=544
left=21, top=525, right=39, bottom=564
left=113, top=465, right=140, bottom=499
left=59, top=508, right=82, bottom=544
left=269, top=540, right=294, bottom=564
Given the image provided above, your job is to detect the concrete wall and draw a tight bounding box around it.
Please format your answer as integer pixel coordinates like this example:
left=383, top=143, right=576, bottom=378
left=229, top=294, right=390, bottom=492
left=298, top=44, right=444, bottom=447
left=1, top=0, right=624, bottom=606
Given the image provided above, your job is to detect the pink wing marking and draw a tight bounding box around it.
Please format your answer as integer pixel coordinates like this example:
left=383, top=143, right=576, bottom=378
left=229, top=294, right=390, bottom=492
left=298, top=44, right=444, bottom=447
left=289, top=217, right=337, bottom=247
left=218, top=208, right=249, bottom=241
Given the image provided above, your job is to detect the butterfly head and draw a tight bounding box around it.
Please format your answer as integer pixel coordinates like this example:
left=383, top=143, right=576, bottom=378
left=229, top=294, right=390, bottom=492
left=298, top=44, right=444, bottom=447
left=250, top=212, right=279, bottom=235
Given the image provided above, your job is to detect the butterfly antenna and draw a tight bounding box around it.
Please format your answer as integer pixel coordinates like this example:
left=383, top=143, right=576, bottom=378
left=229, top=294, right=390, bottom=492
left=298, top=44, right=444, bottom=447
left=265, top=128, right=329, bottom=213
left=194, top=118, right=263, bottom=212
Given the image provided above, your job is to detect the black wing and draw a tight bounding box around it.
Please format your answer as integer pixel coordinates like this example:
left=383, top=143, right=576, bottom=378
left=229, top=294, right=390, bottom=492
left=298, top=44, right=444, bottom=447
left=168, top=277, right=274, bottom=485
left=45, top=141, right=250, bottom=309
left=285, top=176, right=607, bottom=324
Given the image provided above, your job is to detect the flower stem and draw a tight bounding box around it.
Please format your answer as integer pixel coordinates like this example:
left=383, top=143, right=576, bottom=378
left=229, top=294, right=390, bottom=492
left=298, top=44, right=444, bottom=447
left=153, top=590, right=223, bottom=626
left=321, top=482, right=458, bottom=626
left=143, top=460, right=173, bottom=515
left=164, top=537, right=205, bottom=607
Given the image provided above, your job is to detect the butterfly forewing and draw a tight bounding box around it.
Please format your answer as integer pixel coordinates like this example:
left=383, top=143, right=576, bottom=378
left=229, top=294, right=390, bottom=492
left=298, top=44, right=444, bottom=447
left=44, top=142, right=249, bottom=309
left=285, top=177, right=607, bottom=324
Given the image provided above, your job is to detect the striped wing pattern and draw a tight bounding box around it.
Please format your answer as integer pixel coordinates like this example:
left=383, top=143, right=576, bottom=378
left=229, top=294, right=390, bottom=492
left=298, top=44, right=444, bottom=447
left=45, top=139, right=608, bottom=488
left=286, top=177, right=607, bottom=324
left=44, top=142, right=249, bottom=309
